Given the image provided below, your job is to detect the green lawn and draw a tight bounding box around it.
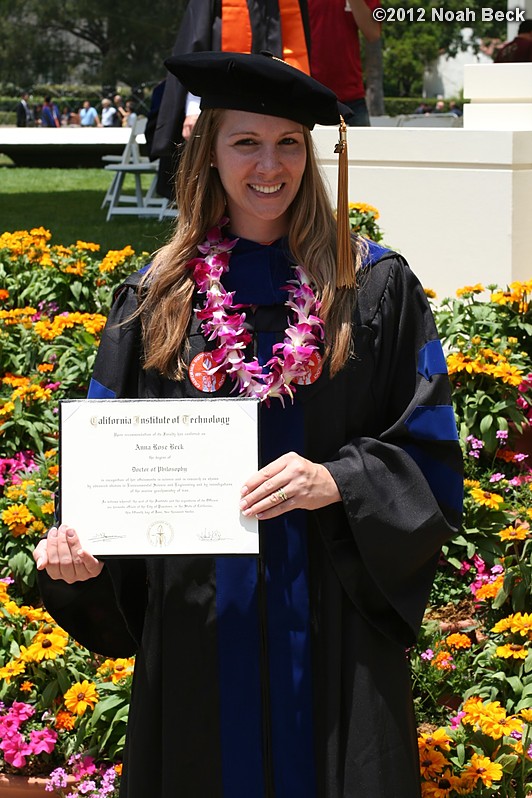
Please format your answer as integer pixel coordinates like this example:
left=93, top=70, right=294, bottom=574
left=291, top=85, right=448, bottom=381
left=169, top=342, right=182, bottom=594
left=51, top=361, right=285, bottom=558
left=0, top=162, right=176, bottom=256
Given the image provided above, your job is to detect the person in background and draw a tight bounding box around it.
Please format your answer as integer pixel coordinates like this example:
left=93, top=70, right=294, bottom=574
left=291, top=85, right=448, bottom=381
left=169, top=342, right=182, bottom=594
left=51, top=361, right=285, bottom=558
left=149, top=0, right=381, bottom=201
left=307, top=0, right=381, bottom=127
left=449, top=100, right=462, bottom=117
left=34, top=51, right=462, bottom=798
left=113, top=94, right=126, bottom=126
left=79, top=100, right=100, bottom=127
left=41, top=96, right=60, bottom=127
left=101, top=98, right=118, bottom=127
left=123, top=100, right=138, bottom=128
left=16, top=92, right=32, bottom=127
left=494, top=19, right=532, bottom=62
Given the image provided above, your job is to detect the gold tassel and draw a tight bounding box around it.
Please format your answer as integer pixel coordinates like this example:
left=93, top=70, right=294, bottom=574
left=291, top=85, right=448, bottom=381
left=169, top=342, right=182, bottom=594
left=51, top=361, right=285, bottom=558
left=334, top=116, right=355, bottom=289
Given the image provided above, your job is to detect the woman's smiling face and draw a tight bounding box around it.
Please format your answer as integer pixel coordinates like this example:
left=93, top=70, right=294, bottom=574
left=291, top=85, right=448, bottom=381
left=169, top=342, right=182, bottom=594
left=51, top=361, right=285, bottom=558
left=212, top=110, right=307, bottom=242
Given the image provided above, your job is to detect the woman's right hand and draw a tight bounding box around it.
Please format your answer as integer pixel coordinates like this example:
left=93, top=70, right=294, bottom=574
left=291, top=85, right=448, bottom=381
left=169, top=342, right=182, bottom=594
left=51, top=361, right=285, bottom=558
left=33, top=524, right=104, bottom=584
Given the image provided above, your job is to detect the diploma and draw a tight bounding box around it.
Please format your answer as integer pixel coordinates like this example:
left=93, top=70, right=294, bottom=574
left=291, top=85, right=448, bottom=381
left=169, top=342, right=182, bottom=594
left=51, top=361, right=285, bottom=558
left=59, top=398, right=259, bottom=556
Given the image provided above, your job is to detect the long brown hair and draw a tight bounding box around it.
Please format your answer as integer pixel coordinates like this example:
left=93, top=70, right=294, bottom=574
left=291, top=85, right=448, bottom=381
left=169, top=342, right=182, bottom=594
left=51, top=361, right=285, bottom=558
left=140, top=108, right=362, bottom=379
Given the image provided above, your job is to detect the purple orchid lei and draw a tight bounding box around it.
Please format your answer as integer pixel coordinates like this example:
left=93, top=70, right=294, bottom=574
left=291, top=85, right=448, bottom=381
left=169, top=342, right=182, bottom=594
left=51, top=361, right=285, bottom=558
left=187, top=219, right=325, bottom=404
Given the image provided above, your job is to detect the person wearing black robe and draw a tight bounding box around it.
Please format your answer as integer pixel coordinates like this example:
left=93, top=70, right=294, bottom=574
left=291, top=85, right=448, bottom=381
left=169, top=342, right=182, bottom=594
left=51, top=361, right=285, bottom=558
left=149, top=0, right=311, bottom=198
left=35, top=53, right=463, bottom=798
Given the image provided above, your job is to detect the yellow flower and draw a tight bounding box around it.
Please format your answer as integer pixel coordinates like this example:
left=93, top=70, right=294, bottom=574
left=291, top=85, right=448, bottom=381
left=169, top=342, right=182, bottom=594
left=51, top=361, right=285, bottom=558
left=418, top=729, right=452, bottom=751
left=464, top=479, right=480, bottom=488
left=509, top=612, right=532, bottom=635
left=446, top=633, right=471, bottom=650
left=499, top=524, right=528, bottom=542
left=496, top=643, right=528, bottom=659
left=520, top=708, right=532, bottom=722
left=348, top=201, right=380, bottom=218
left=99, top=245, right=135, bottom=273
left=469, top=488, right=504, bottom=509
left=456, top=284, right=484, bottom=297
left=481, top=713, right=524, bottom=738
left=40, top=501, right=56, bottom=515
left=97, top=657, right=135, bottom=683
left=63, top=261, right=86, bottom=276
left=424, top=288, right=437, bottom=299
left=64, top=680, right=99, bottom=715
left=419, top=747, right=450, bottom=778
left=0, top=660, right=25, bottom=681
left=22, top=606, right=47, bottom=623
left=462, top=754, right=502, bottom=788
left=491, top=615, right=514, bottom=634
left=420, top=771, right=456, bottom=797
left=2, top=504, right=34, bottom=531
left=75, top=240, right=100, bottom=252
left=20, top=633, right=68, bottom=662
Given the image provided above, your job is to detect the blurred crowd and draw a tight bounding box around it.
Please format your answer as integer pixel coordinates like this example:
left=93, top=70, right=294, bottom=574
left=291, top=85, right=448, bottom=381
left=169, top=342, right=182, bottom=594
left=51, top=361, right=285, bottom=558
left=16, top=93, right=139, bottom=128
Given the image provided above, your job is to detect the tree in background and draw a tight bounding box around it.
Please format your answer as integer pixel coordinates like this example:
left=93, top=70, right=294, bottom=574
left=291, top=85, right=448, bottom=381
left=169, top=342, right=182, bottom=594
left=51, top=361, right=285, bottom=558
left=377, top=0, right=507, bottom=97
left=0, top=0, right=188, bottom=92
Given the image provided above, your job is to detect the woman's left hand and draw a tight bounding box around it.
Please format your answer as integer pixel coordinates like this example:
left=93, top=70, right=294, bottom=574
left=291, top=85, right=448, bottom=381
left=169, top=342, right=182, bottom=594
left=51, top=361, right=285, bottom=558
left=240, top=452, right=341, bottom=520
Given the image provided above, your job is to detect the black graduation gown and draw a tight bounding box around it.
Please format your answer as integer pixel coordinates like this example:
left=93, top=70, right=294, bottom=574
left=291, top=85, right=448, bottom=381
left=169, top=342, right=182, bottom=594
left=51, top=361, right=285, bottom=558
left=150, top=0, right=311, bottom=160
left=38, top=239, right=462, bottom=798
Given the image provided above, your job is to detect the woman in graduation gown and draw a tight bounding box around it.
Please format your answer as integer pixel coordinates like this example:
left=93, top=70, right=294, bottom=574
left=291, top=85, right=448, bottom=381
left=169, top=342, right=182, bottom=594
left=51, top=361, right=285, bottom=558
left=34, top=52, right=463, bottom=798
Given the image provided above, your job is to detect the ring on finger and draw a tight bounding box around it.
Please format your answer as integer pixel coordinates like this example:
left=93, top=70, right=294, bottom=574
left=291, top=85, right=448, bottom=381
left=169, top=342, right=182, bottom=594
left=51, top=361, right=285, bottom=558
left=273, top=487, right=288, bottom=503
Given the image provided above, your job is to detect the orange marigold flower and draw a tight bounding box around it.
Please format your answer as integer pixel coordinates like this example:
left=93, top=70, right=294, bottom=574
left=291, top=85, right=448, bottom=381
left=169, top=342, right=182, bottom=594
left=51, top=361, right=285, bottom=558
left=55, top=710, right=77, bottom=731
left=446, top=633, right=471, bottom=649
left=64, top=680, right=99, bottom=715
left=37, top=363, right=55, bottom=373
left=20, top=681, right=34, bottom=692
left=114, top=763, right=123, bottom=776
left=431, top=650, right=454, bottom=670
left=48, top=465, right=59, bottom=478
left=0, top=289, right=9, bottom=301
left=469, top=488, right=505, bottom=509
left=475, top=574, right=504, bottom=600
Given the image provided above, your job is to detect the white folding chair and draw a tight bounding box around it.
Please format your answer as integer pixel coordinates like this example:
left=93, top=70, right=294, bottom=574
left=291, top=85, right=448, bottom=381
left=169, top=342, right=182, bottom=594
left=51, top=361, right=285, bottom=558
left=103, top=118, right=170, bottom=220
left=101, top=118, right=157, bottom=211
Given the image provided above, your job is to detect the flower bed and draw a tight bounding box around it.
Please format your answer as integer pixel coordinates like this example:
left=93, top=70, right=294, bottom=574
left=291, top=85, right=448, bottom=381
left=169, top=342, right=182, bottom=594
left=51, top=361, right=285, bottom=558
left=0, top=227, right=530, bottom=796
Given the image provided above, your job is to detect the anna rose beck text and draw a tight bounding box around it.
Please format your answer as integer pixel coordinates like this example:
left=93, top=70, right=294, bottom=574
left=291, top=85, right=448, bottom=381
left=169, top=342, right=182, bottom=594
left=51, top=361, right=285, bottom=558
left=372, top=6, right=525, bottom=22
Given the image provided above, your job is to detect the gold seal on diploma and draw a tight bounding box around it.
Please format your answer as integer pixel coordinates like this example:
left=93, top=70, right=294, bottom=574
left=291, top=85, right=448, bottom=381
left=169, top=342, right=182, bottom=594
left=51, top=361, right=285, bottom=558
left=147, top=520, right=174, bottom=548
